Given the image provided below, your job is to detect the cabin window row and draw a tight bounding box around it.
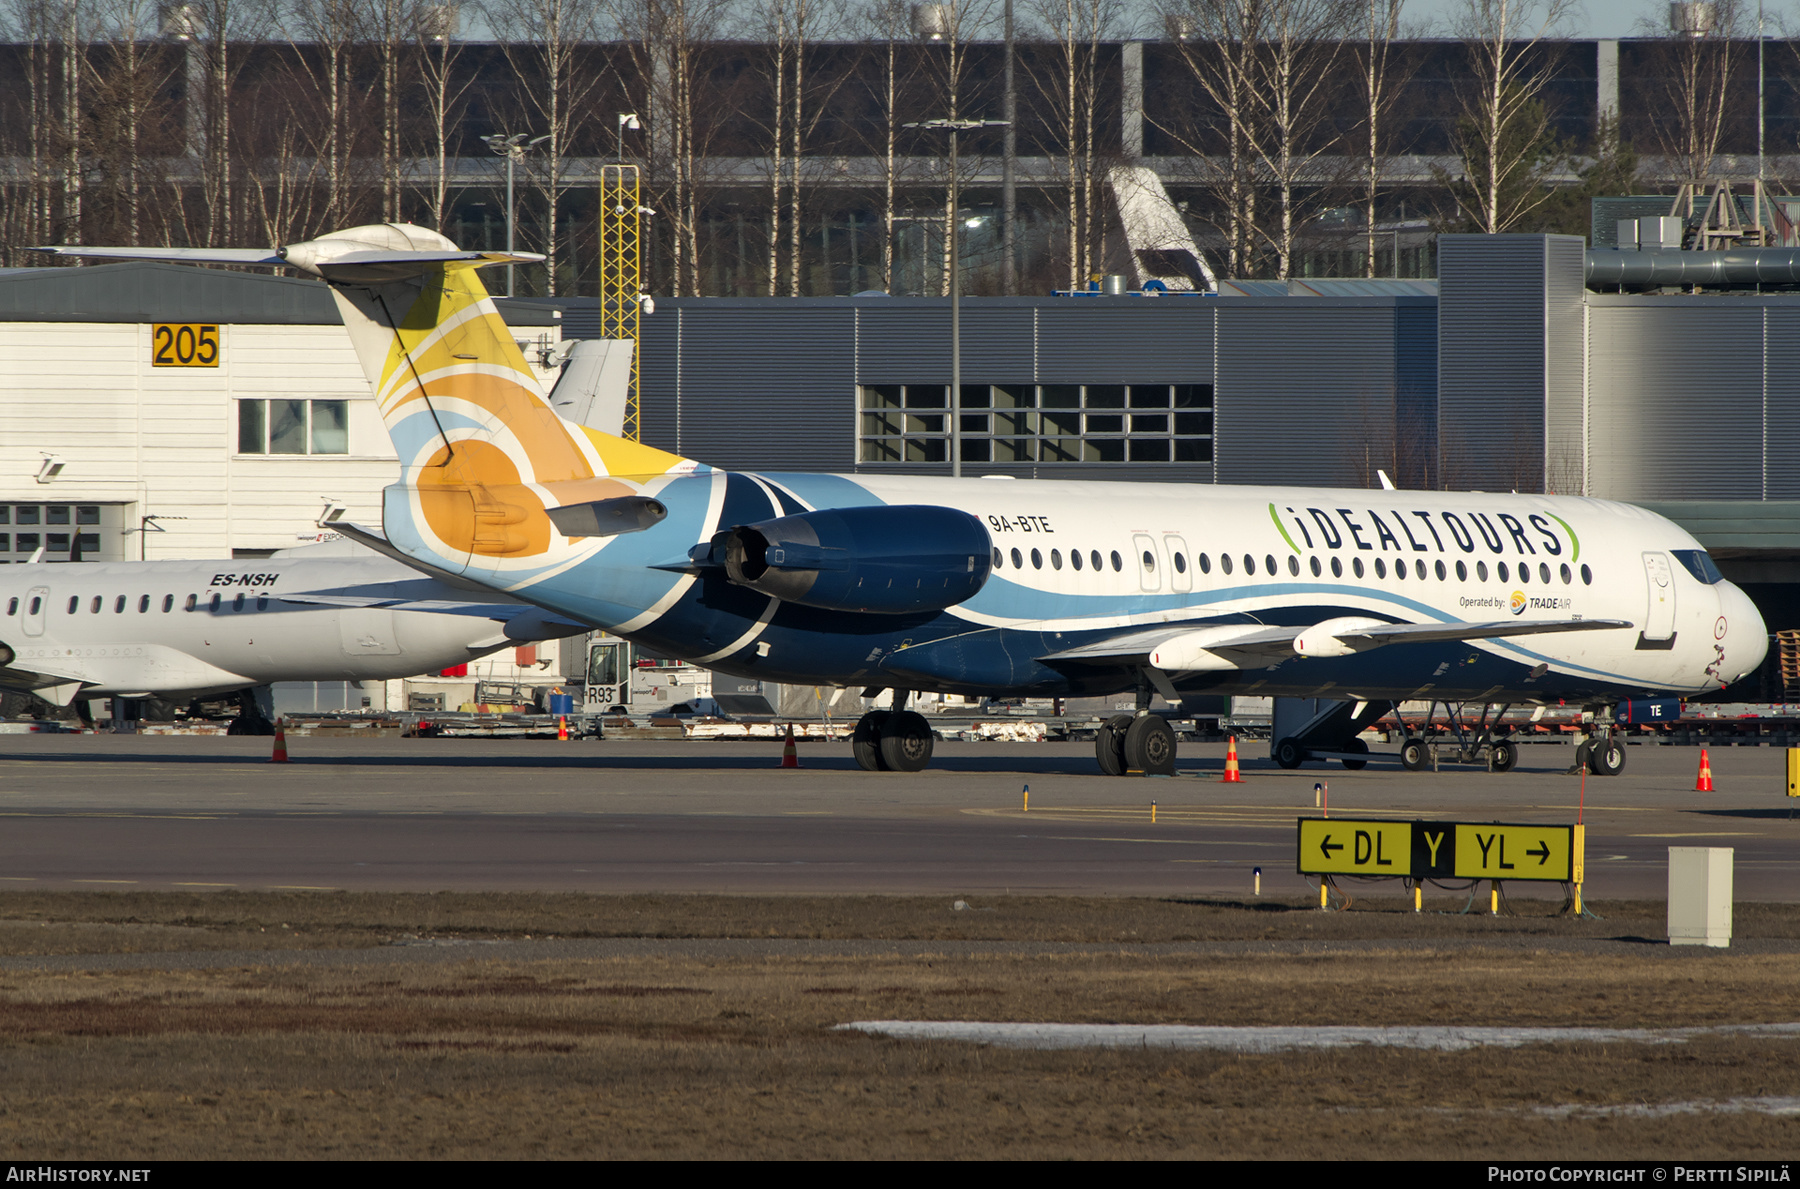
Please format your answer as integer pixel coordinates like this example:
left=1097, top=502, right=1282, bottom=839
left=3, top=593, right=273, bottom=616
left=990, top=547, right=1596, bottom=587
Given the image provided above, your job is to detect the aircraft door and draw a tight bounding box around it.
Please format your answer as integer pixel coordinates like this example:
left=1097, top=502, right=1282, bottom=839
left=584, top=638, right=629, bottom=710
left=1641, top=552, right=1677, bottom=645
left=1132, top=533, right=1161, bottom=593
left=1165, top=535, right=1193, bottom=593
left=21, top=586, right=47, bottom=638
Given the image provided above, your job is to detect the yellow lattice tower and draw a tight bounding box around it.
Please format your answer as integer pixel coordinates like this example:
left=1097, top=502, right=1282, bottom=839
left=598, top=163, right=642, bottom=442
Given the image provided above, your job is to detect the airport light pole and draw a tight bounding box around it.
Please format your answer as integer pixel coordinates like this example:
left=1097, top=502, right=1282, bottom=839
left=904, top=117, right=1008, bottom=479
left=481, top=132, right=549, bottom=296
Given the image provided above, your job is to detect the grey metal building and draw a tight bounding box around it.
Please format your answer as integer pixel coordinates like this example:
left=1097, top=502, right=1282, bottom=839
left=621, top=291, right=1439, bottom=489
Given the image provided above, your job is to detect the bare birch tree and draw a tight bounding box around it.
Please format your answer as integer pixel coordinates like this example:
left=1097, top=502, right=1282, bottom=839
left=185, top=0, right=274, bottom=245
left=1244, top=0, right=1352, bottom=278
left=1638, top=0, right=1745, bottom=186
left=85, top=0, right=177, bottom=244
left=854, top=0, right=919, bottom=292
left=279, top=0, right=363, bottom=229
left=0, top=0, right=63, bottom=259
left=411, top=1, right=471, bottom=230
left=1351, top=0, right=1415, bottom=275
left=610, top=0, right=732, bottom=296
left=912, top=0, right=995, bottom=295
left=1024, top=0, right=1120, bottom=288
left=363, top=0, right=417, bottom=222
left=486, top=0, right=608, bottom=294
left=1444, top=0, right=1575, bottom=233
left=1154, top=0, right=1268, bottom=276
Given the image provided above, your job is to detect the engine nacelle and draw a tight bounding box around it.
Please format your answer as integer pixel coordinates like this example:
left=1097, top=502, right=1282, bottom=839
left=714, top=505, right=991, bottom=615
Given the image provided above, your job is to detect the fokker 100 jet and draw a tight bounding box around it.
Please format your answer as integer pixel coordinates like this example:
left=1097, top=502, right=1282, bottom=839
left=47, top=226, right=1768, bottom=774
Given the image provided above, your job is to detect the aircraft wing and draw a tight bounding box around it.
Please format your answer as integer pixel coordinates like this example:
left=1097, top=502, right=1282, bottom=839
left=274, top=593, right=588, bottom=640
left=1039, top=616, right=1634, bottom=672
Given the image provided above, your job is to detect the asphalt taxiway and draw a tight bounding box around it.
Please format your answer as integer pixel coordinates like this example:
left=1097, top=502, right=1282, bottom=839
left=0, top=734, right=1793, bottom=897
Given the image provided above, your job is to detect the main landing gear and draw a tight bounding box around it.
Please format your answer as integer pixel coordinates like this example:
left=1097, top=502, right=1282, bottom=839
left=848, top=686, right=1181, bottom=777
left=851, top=690, right=935, bottom=772
left=1093, top=686, right=1177, bottom=777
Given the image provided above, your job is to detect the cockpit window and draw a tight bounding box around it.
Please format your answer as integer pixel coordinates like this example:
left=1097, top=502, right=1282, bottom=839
left=1672, top=549, right=1723, bottom=585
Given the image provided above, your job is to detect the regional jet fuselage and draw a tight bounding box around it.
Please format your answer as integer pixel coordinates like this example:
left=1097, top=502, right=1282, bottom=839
left=0, top=549, right=578, bottom=706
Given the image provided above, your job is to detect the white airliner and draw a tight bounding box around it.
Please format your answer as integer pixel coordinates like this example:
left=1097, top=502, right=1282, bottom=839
left=46, top=226, right=1769, bottom=774
left=0, top=542, right=583, bottom=725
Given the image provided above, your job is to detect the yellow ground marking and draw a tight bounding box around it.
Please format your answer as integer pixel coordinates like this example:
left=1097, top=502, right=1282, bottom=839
left=965, top=806, right=1310, bottom=826
left=71, top=879, right=138, bottom=884
left=1628, top=832, right=1761, bottom=838
left=0, top=877, right=38, bottom=881
left=172, top=882, right=236, bottom=887
left=269, top=886, right=341, bottom=891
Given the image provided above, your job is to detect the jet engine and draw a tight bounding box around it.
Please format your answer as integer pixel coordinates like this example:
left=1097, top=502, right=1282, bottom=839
left=706, top=505, right=991, bottom=615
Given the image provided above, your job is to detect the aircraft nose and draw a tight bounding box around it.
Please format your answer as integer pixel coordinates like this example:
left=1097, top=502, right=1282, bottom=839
left=1719, top=582, right=1768, bottom=684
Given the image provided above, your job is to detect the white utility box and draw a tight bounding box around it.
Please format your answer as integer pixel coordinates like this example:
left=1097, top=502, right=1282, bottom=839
left=1667, top=846, right=1733, bottom=947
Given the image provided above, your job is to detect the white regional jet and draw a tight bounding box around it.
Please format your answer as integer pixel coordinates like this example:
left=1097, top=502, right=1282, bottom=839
left=0, top=542, right=584, bottom=728
left=45, top=226, right=1770, bottom=774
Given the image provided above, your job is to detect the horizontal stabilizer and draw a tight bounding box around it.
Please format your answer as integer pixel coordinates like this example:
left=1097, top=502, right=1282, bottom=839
left=38, top=246, right=287, bottom=266
left=38, top=225, right=544, bottom=285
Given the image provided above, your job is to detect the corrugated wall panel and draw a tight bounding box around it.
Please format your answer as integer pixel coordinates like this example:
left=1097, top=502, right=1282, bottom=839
left=1215, top=302, right=1397, bottom=487
left=1544, top=236, right=1588, bottom=494
left=674, top=306, right=857, bottom=471
left=1394, top=300, right=1439, bottom=489
left=854, top=305, right=951, bottom=380
left=637, top=307, right=682, bottom=454
left=1763, top=306, right=1800, bottom=497
left=852, top=302, right=1039, bottom=384
left=1586, top=304, right=1764, bottom=500
left=1034, top=303, right=1214, bottom=384
left=1438, top=235, right=1549, bottom=491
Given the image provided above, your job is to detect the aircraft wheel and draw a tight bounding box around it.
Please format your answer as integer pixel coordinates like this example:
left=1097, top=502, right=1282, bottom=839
left=1341, top=738, right=1370, bottom=771
left=1123, top=715, right=1177, bottom=776
left=1491, top=739, right=1519, bottom=773
left=1589, top=735, right=1627, bottom=776
left=1095, top=714, right=1132, bottom=776
left=852, top=711, right=890, bottom=772
left=1400, top=739, right=1430, bottom=772
left=878, top=710, right=934, bottom=772
left=1273, top=737, right=1306, bottom=769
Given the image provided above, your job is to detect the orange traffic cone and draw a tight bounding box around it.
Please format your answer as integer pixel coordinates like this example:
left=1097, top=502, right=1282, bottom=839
left=557, top=715, right=569, bottom=741
left=1221, top=735, right=1243, bottom=783
left=1695, top=747, right=1714, bottom=792
left=780, top=725, right=800, bottom=769
left=269, top=719, right=289, bottom=764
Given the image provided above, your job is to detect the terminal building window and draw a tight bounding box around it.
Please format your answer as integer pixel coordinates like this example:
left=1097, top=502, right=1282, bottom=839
left=858, top=384, right=1213, bottom=465
left=0, top=505, right=126, bottom=563
left=238, top=399, right=350, bottom=455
